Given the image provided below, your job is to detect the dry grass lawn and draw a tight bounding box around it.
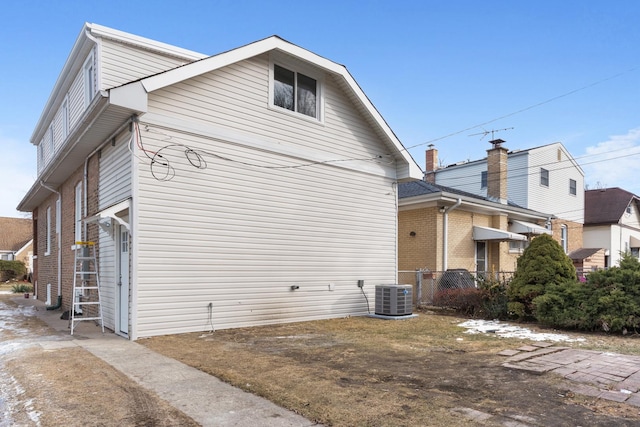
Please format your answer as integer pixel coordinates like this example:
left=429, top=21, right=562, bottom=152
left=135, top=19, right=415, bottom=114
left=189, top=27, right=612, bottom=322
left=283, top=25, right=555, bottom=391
left=142, top=309, right=640, bottom=426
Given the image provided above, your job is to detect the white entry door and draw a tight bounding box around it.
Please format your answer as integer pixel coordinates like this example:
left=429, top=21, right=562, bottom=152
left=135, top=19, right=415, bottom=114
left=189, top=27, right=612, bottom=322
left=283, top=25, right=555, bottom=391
left=117, top=227, right=130, bottom=336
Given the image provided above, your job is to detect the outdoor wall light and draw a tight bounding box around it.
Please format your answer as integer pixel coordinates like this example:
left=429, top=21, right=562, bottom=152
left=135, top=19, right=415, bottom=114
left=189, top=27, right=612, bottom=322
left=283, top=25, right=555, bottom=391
left=409, top=231, right=416, bottom=237
left=290, top=285, right=300, bottom=290
left=438, top=206, right=446, bottom=213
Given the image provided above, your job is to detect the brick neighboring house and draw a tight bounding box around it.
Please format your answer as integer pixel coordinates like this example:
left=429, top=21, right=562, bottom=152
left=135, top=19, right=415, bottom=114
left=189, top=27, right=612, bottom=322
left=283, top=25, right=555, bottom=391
left=0, top=217, right=33, bottom=278
left=583, top=187, right=640, bottom=267
left=427, top=140, right=584, bottom=254
left=399, top=140, right=553, bottom=276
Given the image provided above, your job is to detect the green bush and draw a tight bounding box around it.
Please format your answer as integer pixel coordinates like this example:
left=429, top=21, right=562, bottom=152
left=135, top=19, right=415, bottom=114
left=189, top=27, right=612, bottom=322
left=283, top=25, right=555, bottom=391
left=0, top=260, right=27, bottom=281
left=507, top=234, right=576, bottom=320
left=11, top=283, right=33, bottom=294
left=533, top=253, right=640, bottom=333
left=477, top=274, right=510, bottom=319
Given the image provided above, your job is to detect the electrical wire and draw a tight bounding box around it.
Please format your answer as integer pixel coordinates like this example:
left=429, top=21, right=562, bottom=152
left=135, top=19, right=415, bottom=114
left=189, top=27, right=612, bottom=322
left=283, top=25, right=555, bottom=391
left=135, top=122, right=390, bottom=181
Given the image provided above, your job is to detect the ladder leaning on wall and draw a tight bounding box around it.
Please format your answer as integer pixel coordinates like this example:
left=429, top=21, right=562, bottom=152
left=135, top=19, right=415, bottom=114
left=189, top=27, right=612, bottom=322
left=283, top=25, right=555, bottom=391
left=70, top=241, right=104, bottom=335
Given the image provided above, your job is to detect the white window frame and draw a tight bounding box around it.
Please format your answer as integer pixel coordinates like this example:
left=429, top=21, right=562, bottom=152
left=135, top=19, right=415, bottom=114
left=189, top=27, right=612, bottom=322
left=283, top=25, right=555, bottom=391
left=475, top=241, right=487, bottom=274
left=269, top=57, right=323, bottom=122
left=75, top=182, right=83, bottom=244
left=569, top=178, right=577, bottom=196
left=560, top=224, right=568, bottom=253
left=62, top=97, right=69, bottom=140
left=48, top=124, right=54, bottom=155
left=540, top=168, right=549, bottom=187
left=45, top=206, right=51, bottom=256
left=481, top=171, right=488, bottom=189
left=84, top=52, right=95, bottom=108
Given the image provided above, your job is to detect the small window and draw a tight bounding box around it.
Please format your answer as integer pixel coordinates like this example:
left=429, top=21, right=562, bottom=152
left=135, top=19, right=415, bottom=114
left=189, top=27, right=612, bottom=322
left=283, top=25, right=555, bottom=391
left=569, top=179, right=577, bottom=195
left=540, top=168, right=549, bottom=187
left=627, top=205, right=632, bottom=214
left=45, top=206, right=51, bottom=256
left=62, top=97, right=69, bottom=140
left=273, top=64, right=318, bottom=118
left=509, top=240, right=529, bottom=253
left=75, top=183, right=83, bottom=244
left=560, top=225, right=568, bottom=253
left=481, top=171, right=488, bottom=189
left=84, top=53, right=95, bottom=107
left=48, top=125, right=54, bottom=154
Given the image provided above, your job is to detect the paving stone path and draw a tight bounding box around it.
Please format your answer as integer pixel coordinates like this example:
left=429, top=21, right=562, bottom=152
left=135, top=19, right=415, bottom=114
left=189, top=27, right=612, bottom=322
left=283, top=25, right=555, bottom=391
left=499, top=343, right=640, bottom=407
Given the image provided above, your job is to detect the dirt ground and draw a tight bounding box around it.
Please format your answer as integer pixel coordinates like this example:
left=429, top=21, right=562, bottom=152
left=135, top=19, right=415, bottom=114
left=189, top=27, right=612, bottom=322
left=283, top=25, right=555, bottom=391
left=2, top=283, right=640, bottom=426
left=0, top=291, right=199, bottom=427
left=142, top=311, right=640, bottom=426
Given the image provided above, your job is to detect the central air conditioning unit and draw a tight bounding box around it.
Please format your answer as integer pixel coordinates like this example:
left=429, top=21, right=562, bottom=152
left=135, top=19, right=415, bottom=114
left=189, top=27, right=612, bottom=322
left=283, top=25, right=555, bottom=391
left=375, top=284, right=413, bottom=316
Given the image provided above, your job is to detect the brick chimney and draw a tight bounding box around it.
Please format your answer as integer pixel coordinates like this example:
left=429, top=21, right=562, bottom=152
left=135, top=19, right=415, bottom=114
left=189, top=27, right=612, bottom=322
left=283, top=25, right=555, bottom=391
left=487, top=139, right=508, bottom=204
left=425, top=144, right=438, bottom=183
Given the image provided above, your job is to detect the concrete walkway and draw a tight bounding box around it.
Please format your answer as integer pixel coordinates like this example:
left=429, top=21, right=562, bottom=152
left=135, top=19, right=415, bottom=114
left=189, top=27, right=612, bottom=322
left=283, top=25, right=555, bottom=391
left=13, top=295, right=322, bottom=427
left=499, top=342, right=640, bottom=407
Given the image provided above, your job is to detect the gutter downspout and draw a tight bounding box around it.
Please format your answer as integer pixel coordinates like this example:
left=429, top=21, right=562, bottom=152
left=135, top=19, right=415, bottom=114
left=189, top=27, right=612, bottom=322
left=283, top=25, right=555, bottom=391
left=39, top=181, right=63, bottom=309
left=442, top=198, right=462, bottom=271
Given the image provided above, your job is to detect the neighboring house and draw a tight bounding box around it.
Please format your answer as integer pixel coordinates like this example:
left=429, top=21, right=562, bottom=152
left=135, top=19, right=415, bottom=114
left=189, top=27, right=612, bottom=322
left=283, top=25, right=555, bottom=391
left=427, top=140, right=585, bottom=254
left=0, top=217, right=33, bottom=276
left=399, top=141, right=552, bottom=276
left=583, top=187, right=640, bottom=267
left=568, top=247, right=606, bottom=276
left=17, top=24, right=420, bottom=340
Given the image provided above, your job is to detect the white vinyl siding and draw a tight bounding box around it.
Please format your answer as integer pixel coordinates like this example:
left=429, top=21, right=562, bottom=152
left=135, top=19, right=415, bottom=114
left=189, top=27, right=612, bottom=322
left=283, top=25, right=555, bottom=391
left=526, top=145, right=584, bottom=223
left=506, top=153, right=528, bottom=207
left=133, top=57, right=399, bottom=337
left=97, top=132, right=133, bottom=330
left=98, top=133, right=132, bottom=209
left=433, top=161, right=486, bottom=196
left=98, top=227, right=116, bottom=330
left=100, top=38, right=193, bottom=90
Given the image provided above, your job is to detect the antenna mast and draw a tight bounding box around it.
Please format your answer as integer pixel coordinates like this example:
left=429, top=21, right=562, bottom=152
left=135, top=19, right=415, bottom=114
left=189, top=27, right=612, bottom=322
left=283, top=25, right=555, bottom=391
left=469, top=127, right=514, bottom=140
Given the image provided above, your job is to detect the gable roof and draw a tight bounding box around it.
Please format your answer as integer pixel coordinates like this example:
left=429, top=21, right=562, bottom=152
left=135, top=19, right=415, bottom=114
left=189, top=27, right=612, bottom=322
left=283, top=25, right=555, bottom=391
left=0, top=217, right=32, bottom=252
left=585, top=187, right=639, bottom=225
left=111, top=35, right=421, bottom=180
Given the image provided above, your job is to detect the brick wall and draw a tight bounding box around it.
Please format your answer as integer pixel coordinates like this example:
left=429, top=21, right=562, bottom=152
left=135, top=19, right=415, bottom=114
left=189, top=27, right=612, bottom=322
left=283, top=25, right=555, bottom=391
left=33, top=154, right=100, bottom=313
left=398, top=207, right=520, bottom=273
left=551, top=218, right=583, bottom=254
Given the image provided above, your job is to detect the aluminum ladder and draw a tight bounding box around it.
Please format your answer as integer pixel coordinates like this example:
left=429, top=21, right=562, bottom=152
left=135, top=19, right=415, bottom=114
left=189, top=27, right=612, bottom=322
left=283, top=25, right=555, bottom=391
left=70, top=241, right=104, bottom=335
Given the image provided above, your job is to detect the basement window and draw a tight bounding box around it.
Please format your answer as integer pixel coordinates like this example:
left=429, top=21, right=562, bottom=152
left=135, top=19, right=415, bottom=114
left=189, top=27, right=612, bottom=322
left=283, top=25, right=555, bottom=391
left=273, top=64, right=318, bottom=119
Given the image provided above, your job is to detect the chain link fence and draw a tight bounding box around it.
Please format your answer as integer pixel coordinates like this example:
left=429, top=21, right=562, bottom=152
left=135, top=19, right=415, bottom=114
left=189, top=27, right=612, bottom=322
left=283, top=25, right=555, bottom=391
left=399, top=269, right=515, bottom=307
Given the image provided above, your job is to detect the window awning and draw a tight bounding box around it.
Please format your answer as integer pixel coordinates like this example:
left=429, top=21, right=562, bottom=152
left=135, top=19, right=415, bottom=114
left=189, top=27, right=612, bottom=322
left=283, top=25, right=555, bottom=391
left=509, top=220, right=552, bottom=235
left=630, top=235, right=640, bottom=248
left=473, top=226, right=528, bottom=242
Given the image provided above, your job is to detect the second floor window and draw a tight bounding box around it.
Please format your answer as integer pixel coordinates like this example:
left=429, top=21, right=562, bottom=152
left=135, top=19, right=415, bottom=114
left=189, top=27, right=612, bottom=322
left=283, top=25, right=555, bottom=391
left=273, top=64, right=317, bottom=118
left=481, top=171, right=487, bottom=189
left=84, top=53, right=95, bottom=107
left=540, top=168, right=549, bottom=187
left=569, top=179, right=577, bottom=195
left=560, top=224, right=568, bottom=253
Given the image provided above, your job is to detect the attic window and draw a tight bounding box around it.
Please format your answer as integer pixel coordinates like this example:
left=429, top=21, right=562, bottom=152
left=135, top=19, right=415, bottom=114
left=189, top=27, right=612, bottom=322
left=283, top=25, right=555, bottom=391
left=273, top=64, right=318, bottom=119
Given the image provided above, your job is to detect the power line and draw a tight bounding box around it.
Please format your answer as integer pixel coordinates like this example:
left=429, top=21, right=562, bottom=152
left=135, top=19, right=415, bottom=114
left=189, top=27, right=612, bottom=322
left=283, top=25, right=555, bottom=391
left=401, top=65, right=639, bottom=153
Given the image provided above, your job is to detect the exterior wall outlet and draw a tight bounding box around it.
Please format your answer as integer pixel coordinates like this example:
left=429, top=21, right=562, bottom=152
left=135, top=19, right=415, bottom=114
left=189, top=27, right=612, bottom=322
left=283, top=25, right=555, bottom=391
left=329, top=283, right=335, bottom=291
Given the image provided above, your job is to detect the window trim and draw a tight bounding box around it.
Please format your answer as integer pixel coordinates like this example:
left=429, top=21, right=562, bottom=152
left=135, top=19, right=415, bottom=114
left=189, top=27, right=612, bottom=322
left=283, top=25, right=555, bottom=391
left=75, top=182, right=83, bottom=245
left=45, top=206, right=51, bottom=256
left=540, top=168, right=549, bottom=187
left=560, top=224, right=568, bottom=253
left=62, top=96, right=69, bottom=140
left=84, top=52, right=95, bottom=108
left=569, top=178, right=577, bottom=196
left=480, top=171, right=488, bottom=189
left=269, top=57, right=323, bottom=123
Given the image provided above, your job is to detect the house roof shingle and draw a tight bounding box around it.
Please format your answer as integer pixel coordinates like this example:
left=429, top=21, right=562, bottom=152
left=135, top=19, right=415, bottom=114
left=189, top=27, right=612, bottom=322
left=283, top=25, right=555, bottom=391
left=0, top=217, right=33, bottom=252
left=585, top=187, right=639, bottom=225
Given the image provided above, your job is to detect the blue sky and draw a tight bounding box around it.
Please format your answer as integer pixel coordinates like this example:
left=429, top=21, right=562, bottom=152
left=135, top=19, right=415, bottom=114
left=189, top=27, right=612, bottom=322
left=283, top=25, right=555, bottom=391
left=1, top=0, right=639, bottom=217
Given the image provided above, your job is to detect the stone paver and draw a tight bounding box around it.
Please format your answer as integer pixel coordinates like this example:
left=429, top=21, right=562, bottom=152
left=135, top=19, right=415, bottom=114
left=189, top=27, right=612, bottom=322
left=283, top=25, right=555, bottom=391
left=500, top=344, right=640, bottom=407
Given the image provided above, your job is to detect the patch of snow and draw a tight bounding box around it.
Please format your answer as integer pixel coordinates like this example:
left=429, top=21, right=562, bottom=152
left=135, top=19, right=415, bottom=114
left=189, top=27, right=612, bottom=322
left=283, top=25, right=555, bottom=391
left=458, top=319, right=586, bottom=342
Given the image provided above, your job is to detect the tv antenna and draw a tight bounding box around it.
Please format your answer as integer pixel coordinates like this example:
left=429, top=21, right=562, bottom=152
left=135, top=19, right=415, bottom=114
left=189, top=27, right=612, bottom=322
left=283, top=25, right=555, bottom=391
left=469, top=127, right=514, bottom=140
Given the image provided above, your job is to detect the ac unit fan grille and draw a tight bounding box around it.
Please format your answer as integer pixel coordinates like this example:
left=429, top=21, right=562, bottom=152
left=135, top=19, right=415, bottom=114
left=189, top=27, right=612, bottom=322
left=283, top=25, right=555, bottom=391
left=375, top=284, right=413, bottom=316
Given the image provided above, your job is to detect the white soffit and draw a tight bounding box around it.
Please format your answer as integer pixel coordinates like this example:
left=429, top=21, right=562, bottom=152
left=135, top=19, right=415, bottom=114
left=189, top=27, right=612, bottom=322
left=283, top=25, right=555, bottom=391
left=473, top=226, right=527, bottom=242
